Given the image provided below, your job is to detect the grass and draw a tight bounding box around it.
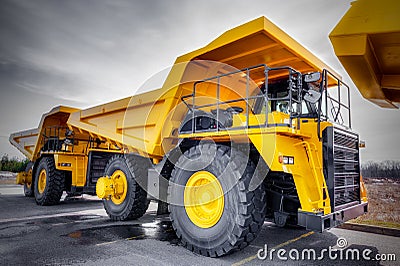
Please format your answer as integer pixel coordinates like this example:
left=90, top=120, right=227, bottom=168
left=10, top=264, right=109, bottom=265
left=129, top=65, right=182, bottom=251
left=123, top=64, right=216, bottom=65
left=0, top=179, right=16, bottom=185
left=350, top=178, right=400, bottom=229
left=351, top=220, right=400, bottom=230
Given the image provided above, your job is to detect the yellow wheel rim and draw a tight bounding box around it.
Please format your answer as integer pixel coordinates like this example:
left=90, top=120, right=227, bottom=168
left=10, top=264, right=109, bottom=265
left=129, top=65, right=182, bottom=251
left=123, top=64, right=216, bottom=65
left=184, top=171, right=224, bottom=228
left=38, top=169, right=47, bottom=194
left=110, top=170, right=128, bottom=205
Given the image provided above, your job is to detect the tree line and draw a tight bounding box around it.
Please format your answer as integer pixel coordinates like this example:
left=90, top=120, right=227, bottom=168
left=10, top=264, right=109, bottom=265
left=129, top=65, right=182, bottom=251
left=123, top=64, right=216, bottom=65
left=0, top=153, right=399, bottom=178
left=361, top=160, right=400, bottom=179
left=0, top=154, right=29, bottom=172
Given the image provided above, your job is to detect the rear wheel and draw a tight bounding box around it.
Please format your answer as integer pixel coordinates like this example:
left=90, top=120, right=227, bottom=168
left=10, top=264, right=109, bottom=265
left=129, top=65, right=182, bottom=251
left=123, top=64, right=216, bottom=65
left=34, top=157, right=64, bottom=205
left=23, top=162, right=34, bottom=197
left=102, top=155, right=150, bottom=221
left=168, top=143, right=266, bottom=257
left=24, top=183, right=33, bottom=197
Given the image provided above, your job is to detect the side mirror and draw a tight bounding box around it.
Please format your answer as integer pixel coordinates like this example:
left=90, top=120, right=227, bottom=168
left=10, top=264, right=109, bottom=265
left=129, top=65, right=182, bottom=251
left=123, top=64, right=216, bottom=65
left=304, top=90, right=321, bottom=104
left=359, top=140, right=366, bottom=148
left=304, top=72, right=321, bottom=83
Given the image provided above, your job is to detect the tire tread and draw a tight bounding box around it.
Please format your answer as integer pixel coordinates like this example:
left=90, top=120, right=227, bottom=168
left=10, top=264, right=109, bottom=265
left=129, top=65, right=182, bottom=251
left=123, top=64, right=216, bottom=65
left=104, top=154, right=150, bottom=221
left=35, top=157, right=64, bottom=206
left=168, top=144, right=266, bottom=257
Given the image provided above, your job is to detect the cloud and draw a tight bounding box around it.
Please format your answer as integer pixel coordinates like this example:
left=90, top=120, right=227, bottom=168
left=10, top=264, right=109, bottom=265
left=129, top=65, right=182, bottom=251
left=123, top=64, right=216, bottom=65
left=0, top=0, right=399, bottom=160
left=0, top=0, right=170, bottom=104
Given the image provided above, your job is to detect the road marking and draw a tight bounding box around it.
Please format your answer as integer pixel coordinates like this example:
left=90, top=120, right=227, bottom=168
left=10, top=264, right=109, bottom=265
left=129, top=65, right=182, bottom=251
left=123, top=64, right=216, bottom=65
left=248, top=244, right=263, bottom=249
left=232, top=231, right=314, bottom=266
left=96, top=240, right=118, bottom=246
left=52, top=217, right=106, bottom=226
left=126, top=234, right=145, bottom=240
left=0, top=209, right=106, bottom=224
left=95, top=234, right=146, bottom=246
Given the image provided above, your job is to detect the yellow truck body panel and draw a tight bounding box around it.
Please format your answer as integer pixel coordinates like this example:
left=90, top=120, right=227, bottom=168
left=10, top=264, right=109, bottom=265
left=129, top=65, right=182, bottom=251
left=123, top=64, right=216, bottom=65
left=67, top=16, right=341, bottom=160
left=330, top=0, right=400, bottom=108
left=10, top=106, right=79, bottom=161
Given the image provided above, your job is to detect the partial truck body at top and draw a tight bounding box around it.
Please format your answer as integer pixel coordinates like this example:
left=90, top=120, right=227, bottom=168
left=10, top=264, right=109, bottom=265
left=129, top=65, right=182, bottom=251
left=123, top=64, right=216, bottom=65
left=330, top=0, right=400, bottom=108
left=11, top=15, right=369, bottom=257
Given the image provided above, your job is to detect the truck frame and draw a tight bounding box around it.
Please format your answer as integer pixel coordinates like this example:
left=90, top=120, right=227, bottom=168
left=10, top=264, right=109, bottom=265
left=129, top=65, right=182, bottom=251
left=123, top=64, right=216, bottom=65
left=10, top=17, right=367, bottom=257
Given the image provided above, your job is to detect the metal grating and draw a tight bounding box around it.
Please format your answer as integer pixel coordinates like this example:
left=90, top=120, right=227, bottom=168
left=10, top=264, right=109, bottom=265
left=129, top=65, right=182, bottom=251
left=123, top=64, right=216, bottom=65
left=332, top=128, right=360, bottom=210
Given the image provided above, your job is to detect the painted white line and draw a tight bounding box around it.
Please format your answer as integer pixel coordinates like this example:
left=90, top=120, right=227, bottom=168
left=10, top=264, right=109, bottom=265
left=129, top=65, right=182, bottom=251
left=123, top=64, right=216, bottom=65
left=52, top=217, right=106, bottom=226
left=248, top=244, right=263, bottom=249
left=95, top=240, right=118, bottom=246
left=0, top=208, right=107, bottom=224
left=95, top=234, right=146, bottom=247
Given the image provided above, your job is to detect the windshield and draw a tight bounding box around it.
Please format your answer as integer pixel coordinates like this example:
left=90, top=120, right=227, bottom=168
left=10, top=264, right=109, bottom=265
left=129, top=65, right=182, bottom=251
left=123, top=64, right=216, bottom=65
left=252, top=80, right=319, bottom=118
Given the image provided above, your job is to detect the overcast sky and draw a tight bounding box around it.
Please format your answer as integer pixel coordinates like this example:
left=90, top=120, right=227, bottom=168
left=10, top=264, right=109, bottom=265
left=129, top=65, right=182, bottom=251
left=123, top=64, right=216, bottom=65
left=0, top=0, right=399, bottom=162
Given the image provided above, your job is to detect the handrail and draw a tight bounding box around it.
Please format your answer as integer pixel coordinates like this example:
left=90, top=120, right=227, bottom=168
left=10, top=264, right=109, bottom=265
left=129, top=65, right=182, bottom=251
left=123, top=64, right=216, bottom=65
left=181, top=64, right=304, bottom=134
left=317, top=69, right=352, bottom=139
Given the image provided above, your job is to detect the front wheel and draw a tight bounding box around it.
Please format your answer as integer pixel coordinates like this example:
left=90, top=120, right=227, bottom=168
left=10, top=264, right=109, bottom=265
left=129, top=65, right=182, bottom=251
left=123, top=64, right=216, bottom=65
left=101, top=155, right=150, bottom=221
left=34, top=157, right=64, bottom=205
left=168, top=143, right=266, bottom=257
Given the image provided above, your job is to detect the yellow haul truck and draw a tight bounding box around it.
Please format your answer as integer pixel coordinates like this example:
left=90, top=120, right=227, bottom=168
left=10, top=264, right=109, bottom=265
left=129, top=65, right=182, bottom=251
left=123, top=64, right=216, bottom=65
left=10, top=16, right=368, bottom=257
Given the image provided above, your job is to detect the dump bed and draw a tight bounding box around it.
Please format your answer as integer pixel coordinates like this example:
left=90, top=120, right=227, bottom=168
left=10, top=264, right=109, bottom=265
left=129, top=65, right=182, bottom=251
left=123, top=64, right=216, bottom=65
left=14, top=16, right=341, bottom=160
left=10, top=106, right=80, bottom=161
left=330, top=0, right=400, bottom=108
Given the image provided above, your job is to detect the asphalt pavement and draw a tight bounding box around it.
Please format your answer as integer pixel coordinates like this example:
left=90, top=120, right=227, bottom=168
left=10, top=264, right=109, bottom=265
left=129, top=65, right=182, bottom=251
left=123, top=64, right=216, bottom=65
left=0, top=185, right=398, bottom=265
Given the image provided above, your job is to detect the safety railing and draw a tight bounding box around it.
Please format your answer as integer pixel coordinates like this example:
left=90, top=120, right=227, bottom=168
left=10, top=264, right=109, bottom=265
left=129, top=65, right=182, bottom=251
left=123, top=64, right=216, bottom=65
left=317, top=69, right=352, bottom=139
left=180, top=64, right=303, bottom=134
left=41, top=126, right=75, bottom=152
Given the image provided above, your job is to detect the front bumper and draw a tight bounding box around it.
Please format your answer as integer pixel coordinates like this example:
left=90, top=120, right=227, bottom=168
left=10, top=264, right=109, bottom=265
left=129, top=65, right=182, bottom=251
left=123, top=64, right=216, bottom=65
left=298, top=202, right=368, bottom=232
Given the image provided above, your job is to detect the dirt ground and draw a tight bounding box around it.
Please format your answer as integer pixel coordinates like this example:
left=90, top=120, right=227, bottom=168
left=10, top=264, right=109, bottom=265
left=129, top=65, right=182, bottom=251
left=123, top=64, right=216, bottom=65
left=352, top=178, right=400, bottom=228
left=0, top=171, right=17, bottom=185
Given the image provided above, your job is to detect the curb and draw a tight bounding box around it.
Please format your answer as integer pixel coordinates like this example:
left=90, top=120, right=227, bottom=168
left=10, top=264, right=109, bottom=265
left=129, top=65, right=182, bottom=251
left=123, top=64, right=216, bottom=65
left=339, top=222, right=400, bottom=237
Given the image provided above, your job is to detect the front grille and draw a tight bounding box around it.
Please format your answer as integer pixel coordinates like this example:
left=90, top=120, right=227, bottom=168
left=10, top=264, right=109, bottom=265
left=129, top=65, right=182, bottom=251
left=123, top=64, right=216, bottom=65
left=323, top=127, right=361, bottom=211
left=87, top=152, right=113, bottom=185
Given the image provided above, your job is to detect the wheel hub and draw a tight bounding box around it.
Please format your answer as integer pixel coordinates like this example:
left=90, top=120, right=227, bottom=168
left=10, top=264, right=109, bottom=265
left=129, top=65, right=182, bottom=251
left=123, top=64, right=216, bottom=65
left=96, top=170, right=128, bottom=205
left=37, top=169, right=47, bottom=194
left=184, top=171, right=224, bottom=228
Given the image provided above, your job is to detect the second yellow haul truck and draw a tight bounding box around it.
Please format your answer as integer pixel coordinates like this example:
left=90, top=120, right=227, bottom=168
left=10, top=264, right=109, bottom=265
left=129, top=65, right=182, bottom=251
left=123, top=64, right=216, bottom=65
left=10, top=16, right=368, bottom=257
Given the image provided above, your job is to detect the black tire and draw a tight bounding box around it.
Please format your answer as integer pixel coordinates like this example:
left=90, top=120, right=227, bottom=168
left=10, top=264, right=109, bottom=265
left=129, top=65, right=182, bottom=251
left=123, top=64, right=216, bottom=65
left=102, top=155, right=150, bottom=221
left=24, top=183, right=34, bottom=197
left=23, top=162, right=34, bottom=197
left=168, top=143, right=266, bottom=257
left=34, top=157, right=64, bottom=206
